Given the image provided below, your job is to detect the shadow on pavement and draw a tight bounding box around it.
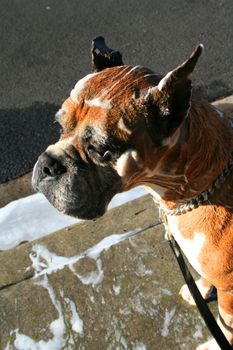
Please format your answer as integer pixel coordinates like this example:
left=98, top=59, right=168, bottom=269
left=0, top=102, right=60, bottom=183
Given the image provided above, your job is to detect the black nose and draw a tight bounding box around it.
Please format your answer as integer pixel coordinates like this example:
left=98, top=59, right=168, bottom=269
left=39, top=152, right=67, bottom=177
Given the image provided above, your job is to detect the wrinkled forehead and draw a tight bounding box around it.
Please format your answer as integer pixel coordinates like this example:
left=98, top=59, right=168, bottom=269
left=56, top=65, right=162, bottom=150
left=70, top=65, right=161, bottom=110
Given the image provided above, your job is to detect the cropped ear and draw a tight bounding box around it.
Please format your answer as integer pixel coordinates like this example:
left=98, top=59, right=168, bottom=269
left=91, top=36, right=124, bottom=72
left=157, top=44, right=204, bottom=93
left=144, top=44, right=204, bottom=144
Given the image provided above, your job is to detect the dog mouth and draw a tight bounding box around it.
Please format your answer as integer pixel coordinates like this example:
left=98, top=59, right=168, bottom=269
left=32, top=154, right=121, bottom=220
left=33, top=177, right=107, bottom=220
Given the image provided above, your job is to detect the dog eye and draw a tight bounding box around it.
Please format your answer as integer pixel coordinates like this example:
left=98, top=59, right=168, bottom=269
left=87, top=144, right=112, bottom=162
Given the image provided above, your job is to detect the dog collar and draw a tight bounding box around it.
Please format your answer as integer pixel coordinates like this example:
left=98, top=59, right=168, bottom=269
left=160, top=153, right=233, bottom=216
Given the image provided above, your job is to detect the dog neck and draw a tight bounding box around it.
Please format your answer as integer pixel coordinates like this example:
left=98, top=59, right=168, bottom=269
left=144, top=96, right=233, bottom=210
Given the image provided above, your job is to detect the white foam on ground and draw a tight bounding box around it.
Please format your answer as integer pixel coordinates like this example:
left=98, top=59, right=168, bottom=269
left=193, top=324, right=203, bottom=339
left=14, top=275, right=65, bottom=350
left=7, top=227, right=145, bottom=349
left=0, top=187, right=147, bottom=250
left=12, top=275, right=84, bottom=350
left=113, top=285, right=121, bottom=295
left=64, top=297, right=83, bottom=335
left=30, top=227, right=143, bottom=278
left=161, top=307, right=176, bottom=337
left=70, top=258, right=104, bottom=286
left=133, top=343, right=147, bottom=350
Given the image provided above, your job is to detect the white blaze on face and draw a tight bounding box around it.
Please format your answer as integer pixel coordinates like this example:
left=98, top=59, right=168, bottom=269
left=85, top=97, right=112, bottom=109
left=70, top=73, right=97, bottom=103
left=46, top=136, right=75, bottom=156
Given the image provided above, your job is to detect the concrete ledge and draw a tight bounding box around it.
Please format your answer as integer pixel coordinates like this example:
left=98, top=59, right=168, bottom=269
left=0, top=196, right=217, bottom=349
left=0, top=172, right=33, bottom=208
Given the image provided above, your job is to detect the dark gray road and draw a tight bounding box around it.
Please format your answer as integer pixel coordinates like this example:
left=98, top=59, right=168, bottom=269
left=0, top=0, right=233, bottom=183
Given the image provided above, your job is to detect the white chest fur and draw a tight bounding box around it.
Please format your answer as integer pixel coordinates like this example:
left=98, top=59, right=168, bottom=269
left=167, top=216, right=206, bottom=277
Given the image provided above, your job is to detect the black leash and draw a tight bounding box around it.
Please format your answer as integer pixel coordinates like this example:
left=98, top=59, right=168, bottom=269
left=168, top=236, right=232, bottom=350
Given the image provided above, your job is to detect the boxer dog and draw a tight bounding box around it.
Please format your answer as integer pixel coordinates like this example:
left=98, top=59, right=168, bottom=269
left=32, top=37, right=233, bottom=349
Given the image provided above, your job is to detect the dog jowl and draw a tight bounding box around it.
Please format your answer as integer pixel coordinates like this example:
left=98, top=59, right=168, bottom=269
left=32, top=37, right=233, bottom=349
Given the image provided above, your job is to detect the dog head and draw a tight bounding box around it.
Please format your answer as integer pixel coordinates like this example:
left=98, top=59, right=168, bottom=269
left=32, top=37, right=203, bottom=219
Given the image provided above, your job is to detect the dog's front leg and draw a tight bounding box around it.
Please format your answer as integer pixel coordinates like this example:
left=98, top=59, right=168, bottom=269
left=180, top=277, right=213, bottom=305
left=197, top=289, right=233, bottom=350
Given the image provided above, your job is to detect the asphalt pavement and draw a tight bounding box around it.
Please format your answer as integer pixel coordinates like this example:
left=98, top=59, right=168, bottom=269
left=0, top=0, right=233, bottom=183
